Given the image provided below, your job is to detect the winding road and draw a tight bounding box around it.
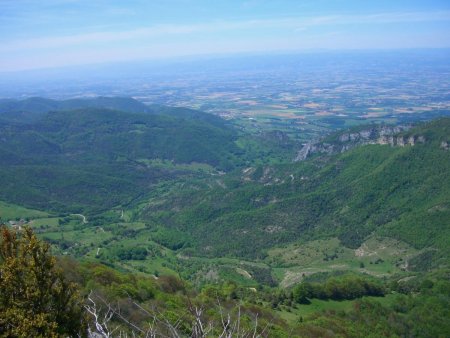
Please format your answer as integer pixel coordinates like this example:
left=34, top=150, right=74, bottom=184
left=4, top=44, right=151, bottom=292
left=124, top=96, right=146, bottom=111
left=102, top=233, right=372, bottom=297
left=71, top=213, right=87, bottom=224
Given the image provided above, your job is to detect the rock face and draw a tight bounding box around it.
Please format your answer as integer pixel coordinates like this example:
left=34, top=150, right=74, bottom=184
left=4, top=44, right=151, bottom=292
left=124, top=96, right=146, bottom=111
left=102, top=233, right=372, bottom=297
left=294, top=142, right=314, bottom=161
left=294, top=125, right=428, bottom=162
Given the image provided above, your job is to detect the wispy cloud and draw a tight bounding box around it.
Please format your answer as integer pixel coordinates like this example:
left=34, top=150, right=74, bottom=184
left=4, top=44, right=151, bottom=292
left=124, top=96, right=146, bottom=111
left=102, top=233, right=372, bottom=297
left=1, top=11, right=449, bottom=53
left=1, top=8, right=449, bottom=72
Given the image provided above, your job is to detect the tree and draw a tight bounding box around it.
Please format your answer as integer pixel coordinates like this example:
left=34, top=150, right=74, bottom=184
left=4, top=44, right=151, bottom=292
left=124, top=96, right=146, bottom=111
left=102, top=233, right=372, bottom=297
left=293, top=282, right=312, bottom=304
left=0, top=226, right=85, bottom=337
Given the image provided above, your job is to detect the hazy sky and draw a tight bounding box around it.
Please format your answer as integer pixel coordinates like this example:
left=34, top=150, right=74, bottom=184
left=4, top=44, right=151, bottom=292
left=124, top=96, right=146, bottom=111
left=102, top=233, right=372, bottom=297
left=1, top=0, right=450, bottom=72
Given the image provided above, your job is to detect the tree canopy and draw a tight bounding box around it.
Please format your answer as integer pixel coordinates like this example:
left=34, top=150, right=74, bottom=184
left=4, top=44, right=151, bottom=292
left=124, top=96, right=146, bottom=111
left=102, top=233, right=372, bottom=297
left=0, top=227, right=85, bottom=337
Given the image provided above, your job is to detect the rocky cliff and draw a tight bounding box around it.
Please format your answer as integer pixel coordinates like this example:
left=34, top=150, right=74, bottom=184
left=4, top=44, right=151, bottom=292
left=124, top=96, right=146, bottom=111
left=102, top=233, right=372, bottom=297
left=294, top=125, right=427, bottom=161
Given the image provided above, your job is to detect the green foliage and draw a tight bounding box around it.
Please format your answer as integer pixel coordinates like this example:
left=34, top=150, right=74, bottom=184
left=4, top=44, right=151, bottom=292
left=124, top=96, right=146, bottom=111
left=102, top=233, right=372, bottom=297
left=0, top=201, right=48, bottom=221
left=293, top=275, right=384, bottom=303
left=152, top=227, right=191, bottom=250
left=0, top=227, right=85, bottom=337
left=61, top=260, right=285, bottom=337
left=294, top=276, right=450, bottom=338
left=408, top=249, right=443, bottom=272
left=116, top=247, right=148, bottom=260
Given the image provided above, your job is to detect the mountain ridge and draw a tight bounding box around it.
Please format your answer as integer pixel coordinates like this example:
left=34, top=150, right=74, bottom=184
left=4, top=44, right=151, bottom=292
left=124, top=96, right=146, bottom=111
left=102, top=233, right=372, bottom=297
left=140, top=118, right=450, bottom=262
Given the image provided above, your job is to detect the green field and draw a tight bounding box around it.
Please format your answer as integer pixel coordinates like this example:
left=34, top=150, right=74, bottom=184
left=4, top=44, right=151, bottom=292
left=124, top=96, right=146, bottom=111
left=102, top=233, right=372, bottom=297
left=278, top=293, right=398, bottom=322
left=0, top=201, right=48, bottom=221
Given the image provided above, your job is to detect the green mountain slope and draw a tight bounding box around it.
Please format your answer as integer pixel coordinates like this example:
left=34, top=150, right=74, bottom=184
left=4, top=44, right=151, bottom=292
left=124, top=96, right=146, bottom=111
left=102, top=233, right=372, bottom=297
left=32, top=108, right=241, bottom=166
left=141, top=118, right=450, bottom=264
left=0, top=97, right=231, bottom=126
left=0, top=104, right=244, bottom=212
left=0, top=96, right=150, bottom=122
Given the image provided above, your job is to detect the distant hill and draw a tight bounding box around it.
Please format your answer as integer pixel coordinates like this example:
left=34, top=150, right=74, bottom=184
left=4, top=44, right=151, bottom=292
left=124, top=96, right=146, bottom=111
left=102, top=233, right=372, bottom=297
left=0, top=101, right=245, bottom=212
left=0, top=96, right=150, bottom=122
left=145, top=104, right=229, bottom=127
left=32, top=108, right=241, bottom=167
left=0, top=97, right=229, bottom=126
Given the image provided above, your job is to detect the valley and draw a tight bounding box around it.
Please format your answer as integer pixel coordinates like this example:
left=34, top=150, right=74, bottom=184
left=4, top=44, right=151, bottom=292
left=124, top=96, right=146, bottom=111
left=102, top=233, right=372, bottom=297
left=1, top=98, right=448, bottom=290
left=0, top=54, right=449, bottom=337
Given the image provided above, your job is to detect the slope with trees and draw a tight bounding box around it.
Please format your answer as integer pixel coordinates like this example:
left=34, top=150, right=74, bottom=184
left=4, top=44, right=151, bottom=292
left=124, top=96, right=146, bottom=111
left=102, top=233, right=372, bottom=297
left=139, top=118, right=450, bottom=262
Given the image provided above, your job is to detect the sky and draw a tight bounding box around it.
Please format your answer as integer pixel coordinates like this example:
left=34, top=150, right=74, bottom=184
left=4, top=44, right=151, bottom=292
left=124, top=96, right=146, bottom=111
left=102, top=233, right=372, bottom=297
left=1, top=0, right=450, bottom=72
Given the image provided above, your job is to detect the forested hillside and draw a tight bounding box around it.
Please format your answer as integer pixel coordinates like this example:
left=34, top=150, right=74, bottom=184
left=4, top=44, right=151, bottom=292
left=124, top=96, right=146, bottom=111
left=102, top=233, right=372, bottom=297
left=0, top=96, right=151, bottom=122
left=141, top=118, right=450, bottom=263
left=1, top=99, right=448, bottom=265
left=0, top=102, right=247, bottom=212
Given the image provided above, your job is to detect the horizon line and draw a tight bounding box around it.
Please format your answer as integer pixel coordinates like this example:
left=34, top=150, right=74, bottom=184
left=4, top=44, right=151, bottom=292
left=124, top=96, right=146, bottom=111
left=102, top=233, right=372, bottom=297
left=1, top=47, right=449, bottom=75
